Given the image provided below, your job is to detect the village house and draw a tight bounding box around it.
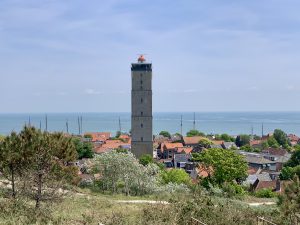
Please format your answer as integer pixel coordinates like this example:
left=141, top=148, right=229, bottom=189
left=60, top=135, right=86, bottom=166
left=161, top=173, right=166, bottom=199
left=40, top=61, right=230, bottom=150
left=84, top=132, right=111, bottom=143
left=93, top=137, right=131, bottom=154
left=238, top=151, right=277, bottom=171
left=249, top=140, right=263, bottom=149
left=287, top=134, right=300, bottom=146
left=222, top=142, right=237, bottom=149
left=159, top=142, right=184, bottom=159
left=183, top=136, right=206, bottom=152
left=154, top=135, right=170, bottom=144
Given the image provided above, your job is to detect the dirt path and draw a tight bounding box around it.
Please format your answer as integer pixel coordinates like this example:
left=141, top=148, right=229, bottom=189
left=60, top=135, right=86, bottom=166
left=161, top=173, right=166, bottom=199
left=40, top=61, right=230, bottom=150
left=115, top=200, right=169, bottom=205
left=247, top=202, right=276, bottom=206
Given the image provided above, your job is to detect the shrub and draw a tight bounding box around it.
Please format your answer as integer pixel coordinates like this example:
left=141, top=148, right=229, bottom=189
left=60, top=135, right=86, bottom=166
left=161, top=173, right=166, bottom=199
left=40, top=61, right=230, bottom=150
left=222, top=182, right=246, bottom=197
left=91, top=151, right=160, bottom=195
left=139, top=154, right=153, bottom=166
left=161, top=169, right=191, bottom=185
left=255, top=188, right=277, bottom=198
left=159, top=131, right=171, bottom=138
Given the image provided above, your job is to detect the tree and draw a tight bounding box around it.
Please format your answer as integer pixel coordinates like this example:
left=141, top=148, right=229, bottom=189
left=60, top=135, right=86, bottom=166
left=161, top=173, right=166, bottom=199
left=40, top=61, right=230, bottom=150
left=72, top=138, right=94, bottom=159
left=116, top=131, right=121, bottom=138
left=280, top=166, right=295, bottom=180
left=159, top=131, right=171, bottom=139
left=235, top=135, right=250, bottom=147
left=83, top=134, right=92, bottom=139
left=194, top=148, right=248, bottom=185
left=20, top=128, right=78, bottom=208
left=285, top=148, right=300, bottom=167
left=0, top=135, right=5, bottom=142
left=240, top=144, right=254, bottom=152
left=273, top=129, right=290, bottom=146
left=198, top=138, right=213, bottom=149
left=261, top=141, right=269, bottom=149
left=267, top=136, right=280, bottom=148
left=187, top=130, right=205, bottom=137
left=161, top=169, right=191, bottom=185
left=220, top=134, right=235, bottom=142
left=279, top=175, right=300, bottom=223
left=139, top=154, right=153, bottom=166
left=0, top=131, right=30, bottom=198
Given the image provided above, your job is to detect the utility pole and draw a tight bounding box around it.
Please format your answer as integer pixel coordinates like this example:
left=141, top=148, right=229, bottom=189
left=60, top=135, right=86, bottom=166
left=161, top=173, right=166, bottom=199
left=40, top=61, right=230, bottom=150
left=180, top=115, right=183, bottom=136
left=66, top=120, right=69, bottom=134
left=80, top=116, right=83, bottom=134
left=119, top=116, right=122, bottom=134
left=193, top=112, right=196, bottom=130
left=261, top=123, right=264, bottom=138
left=45, top=114, right=48, bottom=131
left=78, top=116, right=81, bottom=135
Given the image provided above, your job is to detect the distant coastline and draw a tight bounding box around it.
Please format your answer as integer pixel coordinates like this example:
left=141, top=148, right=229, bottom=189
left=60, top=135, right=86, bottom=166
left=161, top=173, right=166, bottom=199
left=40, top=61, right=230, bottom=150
left=1, top=112, right=300, bottom=136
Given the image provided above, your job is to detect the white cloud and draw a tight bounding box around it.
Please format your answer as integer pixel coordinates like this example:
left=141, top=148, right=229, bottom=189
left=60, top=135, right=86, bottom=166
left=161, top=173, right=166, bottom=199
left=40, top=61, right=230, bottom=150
left=84, top=89, right=102, bottom=95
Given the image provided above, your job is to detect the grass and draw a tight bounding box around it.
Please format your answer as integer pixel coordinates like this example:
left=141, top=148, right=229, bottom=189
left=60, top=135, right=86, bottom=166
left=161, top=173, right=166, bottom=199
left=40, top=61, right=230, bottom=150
left=52, top=194, right=143, bottom=224
left=0, top=187, right=282, bottom=225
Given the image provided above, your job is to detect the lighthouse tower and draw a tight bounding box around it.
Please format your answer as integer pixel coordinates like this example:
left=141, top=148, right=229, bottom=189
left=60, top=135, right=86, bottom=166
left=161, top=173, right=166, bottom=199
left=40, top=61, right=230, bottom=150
left=131, top=55, right=153, bottom=158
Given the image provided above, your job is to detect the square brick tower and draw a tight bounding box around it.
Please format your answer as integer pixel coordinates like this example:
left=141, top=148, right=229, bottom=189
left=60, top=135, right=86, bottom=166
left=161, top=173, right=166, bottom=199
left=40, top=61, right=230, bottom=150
left=131, top=55, right=153, bottom=158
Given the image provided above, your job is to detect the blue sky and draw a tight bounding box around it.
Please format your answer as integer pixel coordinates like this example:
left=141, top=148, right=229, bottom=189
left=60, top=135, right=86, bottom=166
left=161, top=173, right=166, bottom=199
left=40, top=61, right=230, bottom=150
left=1, top=0, right=300, bottom=113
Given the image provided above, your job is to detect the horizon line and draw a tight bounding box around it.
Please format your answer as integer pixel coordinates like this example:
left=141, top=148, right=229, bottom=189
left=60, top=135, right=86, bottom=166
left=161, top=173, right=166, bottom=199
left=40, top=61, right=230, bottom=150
left=1, top=111, right=300, bottom=114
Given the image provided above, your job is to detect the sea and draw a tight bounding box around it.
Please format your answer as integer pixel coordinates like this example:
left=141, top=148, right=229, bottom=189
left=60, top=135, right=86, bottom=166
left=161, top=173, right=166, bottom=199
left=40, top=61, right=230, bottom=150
left=1, top=112, right=300, bottom=136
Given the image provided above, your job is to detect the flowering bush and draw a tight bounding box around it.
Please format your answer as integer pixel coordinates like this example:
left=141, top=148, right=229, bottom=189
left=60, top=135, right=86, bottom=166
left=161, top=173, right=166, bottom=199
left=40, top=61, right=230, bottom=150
left=91, top=151, right=160, bottom=195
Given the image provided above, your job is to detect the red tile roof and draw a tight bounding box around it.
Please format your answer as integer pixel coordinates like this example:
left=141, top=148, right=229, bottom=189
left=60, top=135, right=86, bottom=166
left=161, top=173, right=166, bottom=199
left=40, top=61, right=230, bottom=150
left=177, top=147, right=193, bottom=154
left=85, top=132, right=111, bottom=142
left=211, top=140, right=224, bottom=145
left=255, top=180, right=277, bottom=191
left=262, top=148, right=287, bottom=156
left=164, top=143, right=183, bottom=149
left=94, top=140, right=123, bottom=154
left=250, top=140, right=262, bottom=146
left=183, top=136, right=206, bottom=145
left=119, top=134, right=130, bottom=140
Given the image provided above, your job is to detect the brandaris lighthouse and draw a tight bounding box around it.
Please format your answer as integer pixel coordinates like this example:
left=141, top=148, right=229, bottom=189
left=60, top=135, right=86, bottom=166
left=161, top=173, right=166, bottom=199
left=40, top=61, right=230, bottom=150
left=131, top=55, right=153, bottom=158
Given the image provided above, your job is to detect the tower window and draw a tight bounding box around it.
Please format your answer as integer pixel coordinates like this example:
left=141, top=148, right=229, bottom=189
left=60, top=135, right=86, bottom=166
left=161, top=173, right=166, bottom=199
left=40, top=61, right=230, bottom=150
left=140, top=86, right=143, bottom=90
left=141, top=98, right=143, bottom=103
left=140, top=80, right=143, bottom=85
left=141, top=123, right=143, bottom=128
left=141, top=137, right=143, bottom=142
left=141, top=111, right=143, bottom=116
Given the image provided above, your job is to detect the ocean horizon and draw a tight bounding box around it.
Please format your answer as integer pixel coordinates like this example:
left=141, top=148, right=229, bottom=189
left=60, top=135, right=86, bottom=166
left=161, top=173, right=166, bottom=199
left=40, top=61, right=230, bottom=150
left=1, top=111, right=300, bottom=136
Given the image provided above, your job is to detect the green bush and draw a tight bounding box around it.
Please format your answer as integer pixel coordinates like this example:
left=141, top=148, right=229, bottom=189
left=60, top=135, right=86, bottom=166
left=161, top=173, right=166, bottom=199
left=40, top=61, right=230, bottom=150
left=255, top=188, right=277, bottom=198
left=161, top=169, right=191, bottom=185
left=222, top=182, right=246, bottom=197
left=139, top=154, right=153, bottom=166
